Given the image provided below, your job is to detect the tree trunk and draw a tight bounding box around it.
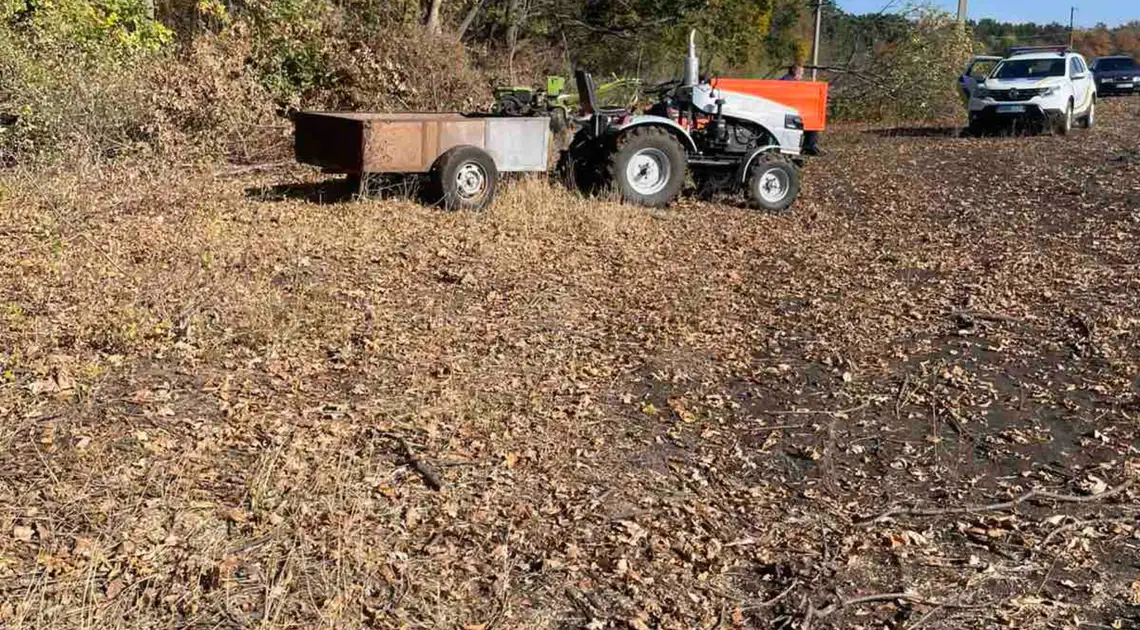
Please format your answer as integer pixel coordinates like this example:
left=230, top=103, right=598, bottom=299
left=456, top=0, right=483, bottom=39
left=425, top=0, right=443, bottom=34
left=506, top=0, right=522, bottom=81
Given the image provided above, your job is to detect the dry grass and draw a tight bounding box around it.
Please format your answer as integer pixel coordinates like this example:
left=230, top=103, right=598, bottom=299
left=2, top=98, right=1139, bottom=629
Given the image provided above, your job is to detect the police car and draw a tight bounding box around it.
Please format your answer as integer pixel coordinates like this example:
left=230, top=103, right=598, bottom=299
left=967, top=46, right=1096, bottom=135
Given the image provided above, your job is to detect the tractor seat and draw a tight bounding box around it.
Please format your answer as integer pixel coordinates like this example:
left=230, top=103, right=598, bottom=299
left=575, top=70, right=628, bottom=118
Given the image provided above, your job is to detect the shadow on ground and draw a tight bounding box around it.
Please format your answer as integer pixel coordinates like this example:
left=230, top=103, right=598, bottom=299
left=864, top=126, right=965, bottom=138
left=245, top=174, right=427, bottom=204
left=244, top=178, right=358, bottom=203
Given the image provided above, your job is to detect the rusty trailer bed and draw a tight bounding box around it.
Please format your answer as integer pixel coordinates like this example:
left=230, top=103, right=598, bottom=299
left=293, top=112, right=551, bottom=175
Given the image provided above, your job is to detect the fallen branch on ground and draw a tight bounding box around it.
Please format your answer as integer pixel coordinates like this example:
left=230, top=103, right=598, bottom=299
left=212, top=160, right=291, bottom=177
left=862, top=478, right=1135, bottom=524
left=743, top=580, right=799, bottom=611
left=1039, top=516, right=1134, bottom=549
left=951, top=309, right=1025, bottom=324
left=803, top=590, right=993, bottom=629
left=372, top=430, right=443, bottom=490
left=750, top=423, right=807, bottom=432
left=766, top=401, right=870, bottom=417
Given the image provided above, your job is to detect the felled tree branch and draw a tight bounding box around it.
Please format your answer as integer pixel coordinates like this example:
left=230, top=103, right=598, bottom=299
left=862, top=477, right=1135, bottom=524
left=372, top=430, right=443, bottom=490
left=803, top=590, right=993, bottom=629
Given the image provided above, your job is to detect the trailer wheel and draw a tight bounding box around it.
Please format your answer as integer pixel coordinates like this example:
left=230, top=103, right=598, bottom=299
left=608, top=127, right=687, bottom=207
left=431, top=145, right=498, bottom=211
left=746, top=154, right=800, bottom=212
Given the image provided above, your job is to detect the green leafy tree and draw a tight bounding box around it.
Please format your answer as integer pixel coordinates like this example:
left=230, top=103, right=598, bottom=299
left=3, top=0, right=171, bottom=53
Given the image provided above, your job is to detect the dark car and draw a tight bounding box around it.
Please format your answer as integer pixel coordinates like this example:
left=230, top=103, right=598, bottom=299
left=1090, top=56, right=1139, bottom=95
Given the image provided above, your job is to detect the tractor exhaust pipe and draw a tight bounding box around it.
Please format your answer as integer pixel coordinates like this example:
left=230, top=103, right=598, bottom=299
left=683, top=29, right=699, bottom=87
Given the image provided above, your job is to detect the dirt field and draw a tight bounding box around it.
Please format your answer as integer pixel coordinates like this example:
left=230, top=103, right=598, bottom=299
left=2, top=97, right=1138, bottom=629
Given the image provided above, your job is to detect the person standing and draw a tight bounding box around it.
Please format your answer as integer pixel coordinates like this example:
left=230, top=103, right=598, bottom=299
left=781, top=64, right=806, bottom=81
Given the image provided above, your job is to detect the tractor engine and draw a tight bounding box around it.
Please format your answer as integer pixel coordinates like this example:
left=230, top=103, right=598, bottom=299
left=647, top=90, right=771, bottom=155
left=698, top=117, right=767, bottom=154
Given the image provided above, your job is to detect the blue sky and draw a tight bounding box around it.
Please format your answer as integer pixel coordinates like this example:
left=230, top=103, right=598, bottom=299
left=835, top=1, right=1135, bottom=27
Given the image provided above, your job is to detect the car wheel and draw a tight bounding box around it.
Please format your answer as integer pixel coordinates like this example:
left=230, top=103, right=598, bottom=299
left=746, top=153, right=801, bottom=212
left=1081, top=98, right=1096, bottom=129
left=431, top=145, right=498, bottom=211
left=608, top=127, right=687, bottom=207
left=1058, top=100, right=1073, bottom=135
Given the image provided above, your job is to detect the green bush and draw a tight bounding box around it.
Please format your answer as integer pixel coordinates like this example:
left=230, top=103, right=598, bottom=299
left=0, top=0, right=176, bottom=163
left=0, top=32, right=154, bottom=163
left=1, top=0, right=171, bottom=53
left=241, top=0, right=337, bottom=105
left=0, top=24, right=279, bottom=165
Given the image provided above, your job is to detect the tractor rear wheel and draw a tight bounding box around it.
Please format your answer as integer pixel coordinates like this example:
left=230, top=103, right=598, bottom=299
left=608, top=127, right=687, bottom=207
left=746, top=153, right=800, bottom=212
left=558, top=130, right=607, bottom=195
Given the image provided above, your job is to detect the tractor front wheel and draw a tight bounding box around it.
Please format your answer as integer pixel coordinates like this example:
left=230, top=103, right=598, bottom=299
left=746, top=153, right=800, bottom=212
left=608, top=127, right=687, bottom=207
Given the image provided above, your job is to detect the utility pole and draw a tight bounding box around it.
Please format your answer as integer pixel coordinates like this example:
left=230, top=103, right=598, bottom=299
left=1068, top=6, right=1076, bottom=48
left=957, top=0, right=967, bottom=24
left=811, top=0, right=822, bottom=81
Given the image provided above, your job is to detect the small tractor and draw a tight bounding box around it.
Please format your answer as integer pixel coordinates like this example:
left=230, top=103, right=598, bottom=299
left=494, top=74, right=643, bottom=140
left=493, top=75, right=642, bottom=116
left=561, top=31, right=826, bottom=211
left=293, top=30, right=825, bottom=211
left=492, top=76, right=569, bottom=117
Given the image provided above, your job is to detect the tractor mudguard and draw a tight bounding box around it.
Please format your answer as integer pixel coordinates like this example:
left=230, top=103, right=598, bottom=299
left=612, top=116, right=699, bottom=153
left=738, top=145, right=792, bottom=183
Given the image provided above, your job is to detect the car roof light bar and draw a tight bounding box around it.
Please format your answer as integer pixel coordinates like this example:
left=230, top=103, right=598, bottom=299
left=1009, top=45, right=1070, bottom=56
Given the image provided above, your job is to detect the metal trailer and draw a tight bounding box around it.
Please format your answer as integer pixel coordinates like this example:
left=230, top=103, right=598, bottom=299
left=293, top=112, right=552, bottom=210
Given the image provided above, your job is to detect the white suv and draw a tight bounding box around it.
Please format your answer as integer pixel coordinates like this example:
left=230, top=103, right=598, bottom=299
left=967, top=48, right=1096, bottom=135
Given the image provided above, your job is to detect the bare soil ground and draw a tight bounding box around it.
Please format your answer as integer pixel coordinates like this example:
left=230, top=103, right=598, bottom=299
left=2, top=97, right=1139, bottom=630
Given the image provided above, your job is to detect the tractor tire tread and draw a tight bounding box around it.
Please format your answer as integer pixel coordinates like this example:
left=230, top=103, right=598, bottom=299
left=606, top=126, right=687, bottom=208
left=746, top=152, right=801, bottom=212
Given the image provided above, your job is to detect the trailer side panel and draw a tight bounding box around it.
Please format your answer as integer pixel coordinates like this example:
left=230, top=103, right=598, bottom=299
left=295, top=112, right=552, bottom=174
left=293, top=112, right=364, bottom=173
left=485, top=118, right=550, bottom=171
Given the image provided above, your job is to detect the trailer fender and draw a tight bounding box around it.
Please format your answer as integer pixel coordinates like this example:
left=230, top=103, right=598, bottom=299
left=613, top=116, right=699, bottom=153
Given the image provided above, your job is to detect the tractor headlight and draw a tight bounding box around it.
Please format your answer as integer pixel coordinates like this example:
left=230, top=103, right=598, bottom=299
left=784, top=114, right=804, bottom=130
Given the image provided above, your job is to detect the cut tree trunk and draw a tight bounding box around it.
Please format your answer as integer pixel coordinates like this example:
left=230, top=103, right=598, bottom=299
left=425, top=0, right=443, bottom=34
left=457, top=0, right=483, bottom=39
